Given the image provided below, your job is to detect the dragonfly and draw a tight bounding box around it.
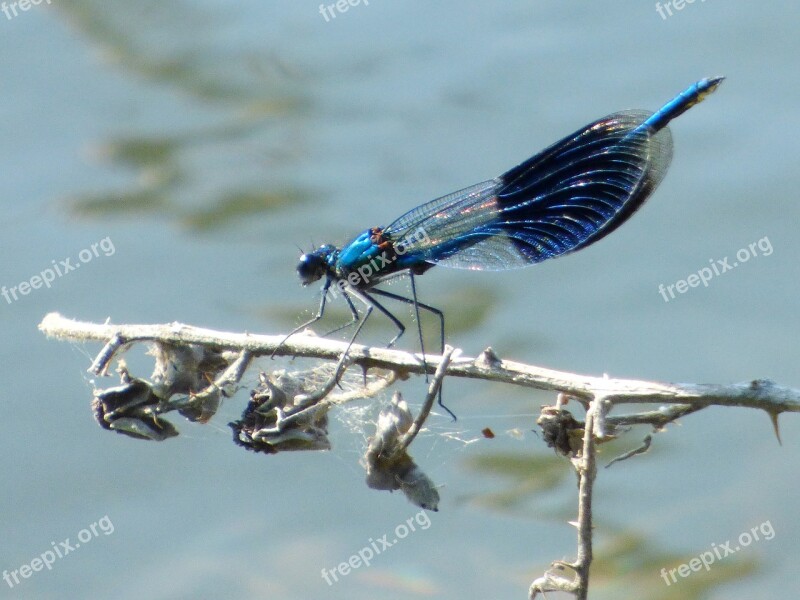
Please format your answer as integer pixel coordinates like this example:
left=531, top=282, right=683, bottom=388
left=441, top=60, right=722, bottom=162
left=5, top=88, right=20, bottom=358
left=284, top=77, right=724, bottom=416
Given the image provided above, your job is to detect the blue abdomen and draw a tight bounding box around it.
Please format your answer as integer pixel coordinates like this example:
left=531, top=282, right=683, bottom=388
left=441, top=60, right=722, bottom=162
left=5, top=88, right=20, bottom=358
left=641, top=76, right=724, bottom=132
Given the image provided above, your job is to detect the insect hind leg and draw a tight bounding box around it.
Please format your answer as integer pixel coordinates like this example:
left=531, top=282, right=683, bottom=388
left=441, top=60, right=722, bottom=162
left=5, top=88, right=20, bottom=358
left=320, top=290, right=361, bottom=338
left=369, top=284, right=455, bottom=420
left=353, top=289, right=406, bottom=348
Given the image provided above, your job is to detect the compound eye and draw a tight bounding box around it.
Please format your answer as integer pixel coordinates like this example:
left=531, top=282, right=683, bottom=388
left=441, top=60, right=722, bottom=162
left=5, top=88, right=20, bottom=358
left=297, top=254, right=324, bottom=285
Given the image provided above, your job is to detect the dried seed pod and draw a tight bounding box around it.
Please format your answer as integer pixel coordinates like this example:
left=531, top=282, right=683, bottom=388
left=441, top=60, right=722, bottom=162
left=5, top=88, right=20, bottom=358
left=229, top=370, right=330, bottom=454
left=150, top=343, right=230, bottom=399
left=108, top=416, right=179, bottom=442
left=364, top=393, right=440, bottom=511
left=537, top=406, right=583, bottom=457
left=92, top=379, right=178, bottom=441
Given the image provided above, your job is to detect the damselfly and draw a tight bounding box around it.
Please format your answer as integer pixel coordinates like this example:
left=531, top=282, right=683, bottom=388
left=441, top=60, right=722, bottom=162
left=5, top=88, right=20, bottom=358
left=284, top=77, right=724, bottom=416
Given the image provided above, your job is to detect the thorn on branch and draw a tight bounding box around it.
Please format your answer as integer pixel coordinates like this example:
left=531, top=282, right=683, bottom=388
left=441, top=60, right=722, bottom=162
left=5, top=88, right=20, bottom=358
left=477, top=346, right=501, bottom=368
left=768, top=411, right=783, bottom=445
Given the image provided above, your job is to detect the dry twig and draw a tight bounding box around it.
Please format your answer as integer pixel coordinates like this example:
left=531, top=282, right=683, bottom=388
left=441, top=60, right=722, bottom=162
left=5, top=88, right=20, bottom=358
left=39, top=312, right=799, bottom=599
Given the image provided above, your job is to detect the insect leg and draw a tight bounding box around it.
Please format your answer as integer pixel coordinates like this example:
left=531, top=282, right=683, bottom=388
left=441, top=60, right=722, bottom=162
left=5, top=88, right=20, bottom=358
left=272, top=278, right=332, bottom=358
left=369, top=284, right=455, bottom=420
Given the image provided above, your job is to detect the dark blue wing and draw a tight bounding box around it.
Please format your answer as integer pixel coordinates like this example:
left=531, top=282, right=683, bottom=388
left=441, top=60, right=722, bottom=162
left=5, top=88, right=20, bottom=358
left=384, top=110, right=673, bottom=271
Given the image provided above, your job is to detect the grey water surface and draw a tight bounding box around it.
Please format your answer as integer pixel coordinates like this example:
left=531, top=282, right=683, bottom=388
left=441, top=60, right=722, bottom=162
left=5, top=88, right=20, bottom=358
left=1, top=2, right=798, bottom=599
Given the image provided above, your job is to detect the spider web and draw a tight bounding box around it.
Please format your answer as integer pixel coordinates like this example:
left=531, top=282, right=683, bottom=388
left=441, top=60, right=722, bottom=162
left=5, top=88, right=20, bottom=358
left=67, top=340, right=535, bottom=458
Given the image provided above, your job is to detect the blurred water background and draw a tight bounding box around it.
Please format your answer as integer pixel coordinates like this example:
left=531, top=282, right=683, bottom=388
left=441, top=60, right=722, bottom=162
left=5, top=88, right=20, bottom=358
left=1, top=1, right=798, bottom=598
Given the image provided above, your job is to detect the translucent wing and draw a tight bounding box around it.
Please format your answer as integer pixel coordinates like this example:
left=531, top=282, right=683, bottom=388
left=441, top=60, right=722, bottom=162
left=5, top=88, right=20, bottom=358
left=385, top=110, right=673, bottom=271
